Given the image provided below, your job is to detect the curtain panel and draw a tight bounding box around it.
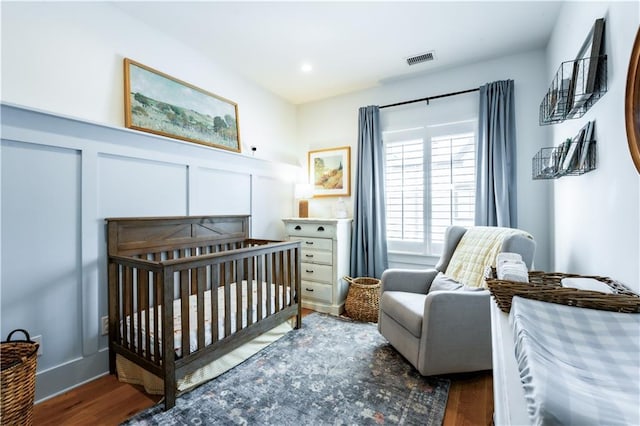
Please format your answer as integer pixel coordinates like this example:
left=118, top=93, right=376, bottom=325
left=350, top=105, right=388, bottom=278
left=475, top=79, right=518, bottom=228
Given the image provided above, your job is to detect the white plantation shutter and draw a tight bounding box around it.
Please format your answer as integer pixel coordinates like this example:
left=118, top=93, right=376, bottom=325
left=385, top=139, right=424, bottom=244
left=383, top=124, right=476, bottom=256
left=430, top=133, right=475, bottom=253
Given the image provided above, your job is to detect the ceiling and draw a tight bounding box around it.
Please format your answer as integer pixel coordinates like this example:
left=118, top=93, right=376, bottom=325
left=114, top=1, right=564, bottom=105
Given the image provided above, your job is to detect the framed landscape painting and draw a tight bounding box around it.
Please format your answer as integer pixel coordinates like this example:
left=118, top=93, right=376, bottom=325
left=308, top=146, right=351, bottom=197
left=124, top=58, right=241, bottom=152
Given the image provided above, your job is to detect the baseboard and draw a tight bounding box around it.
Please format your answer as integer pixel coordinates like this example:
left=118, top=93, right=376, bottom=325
left=34, top=349, right=109, bottom=403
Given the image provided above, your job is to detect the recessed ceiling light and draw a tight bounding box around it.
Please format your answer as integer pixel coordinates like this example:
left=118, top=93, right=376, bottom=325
left=301, top=63, right=313, bottom=73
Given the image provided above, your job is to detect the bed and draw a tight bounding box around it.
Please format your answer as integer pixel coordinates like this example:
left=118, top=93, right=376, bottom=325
left=492, top=296, right=640, bottom=425
left=106, top=215, right=302, bottom=410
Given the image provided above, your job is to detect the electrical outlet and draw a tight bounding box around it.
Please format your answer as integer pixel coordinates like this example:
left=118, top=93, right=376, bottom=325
left=101, top=316, right=109, bottom=336
left=32, top=335, right=43, bottom=356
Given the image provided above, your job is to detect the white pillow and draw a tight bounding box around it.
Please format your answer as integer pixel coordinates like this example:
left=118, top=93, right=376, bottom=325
left=429, top=272, right=463, bottom=292
left=429, top=273, right=485, bottom=293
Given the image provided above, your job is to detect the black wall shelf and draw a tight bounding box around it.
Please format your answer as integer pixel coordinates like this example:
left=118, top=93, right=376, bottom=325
left=533, top=121, right=597, bottom=180
left=539, top=55, right=607, bottom=126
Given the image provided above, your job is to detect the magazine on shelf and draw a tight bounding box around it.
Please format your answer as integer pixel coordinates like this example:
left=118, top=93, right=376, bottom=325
left=560, top=129, right=585, bottom=173
left=578, top=121, right=595, bottom=169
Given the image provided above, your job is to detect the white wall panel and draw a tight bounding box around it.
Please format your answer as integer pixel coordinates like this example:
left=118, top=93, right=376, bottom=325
left=1, top=140, right=82, bottom=370
left=98, top=154, right=188, bottom=218
left=192, top=167, right=251, bottom=215
left=252, top=175, right=294, bottom=239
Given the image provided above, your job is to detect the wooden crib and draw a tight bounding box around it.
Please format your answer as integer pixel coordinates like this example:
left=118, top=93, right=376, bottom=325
left=106, top=215, right=301, bottom=410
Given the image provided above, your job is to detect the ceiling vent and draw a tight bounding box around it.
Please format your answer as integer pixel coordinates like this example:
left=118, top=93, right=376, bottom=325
left=406, top=51, right=435, bottom=66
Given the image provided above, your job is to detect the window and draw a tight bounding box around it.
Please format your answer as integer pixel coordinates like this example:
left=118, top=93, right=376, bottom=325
left=383, top=121, right=476, bottom=256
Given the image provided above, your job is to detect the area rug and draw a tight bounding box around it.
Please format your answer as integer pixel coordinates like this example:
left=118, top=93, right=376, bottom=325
left=122, top=313, right=450, bottom=425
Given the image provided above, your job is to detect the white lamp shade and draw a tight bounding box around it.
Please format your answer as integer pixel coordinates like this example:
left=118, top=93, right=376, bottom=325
left=294, top=183, right=314, bottom=199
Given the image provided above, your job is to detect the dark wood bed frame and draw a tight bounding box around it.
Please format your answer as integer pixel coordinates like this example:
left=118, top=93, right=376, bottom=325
left=106, top=215, right=302, bottom=410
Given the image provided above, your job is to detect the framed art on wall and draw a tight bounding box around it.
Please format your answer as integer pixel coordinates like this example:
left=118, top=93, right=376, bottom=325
left=124, top=58, right=241, bottom=152
left=308, top=146, right=351, bottom=197
left=626, top=28, right=640, bottom=174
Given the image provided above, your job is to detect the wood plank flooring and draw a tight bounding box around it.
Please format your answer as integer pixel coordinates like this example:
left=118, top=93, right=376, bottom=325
left=33, top=309, right=493, bottom=425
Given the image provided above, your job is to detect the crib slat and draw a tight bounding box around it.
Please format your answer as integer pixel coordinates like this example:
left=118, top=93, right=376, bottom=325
left=223, top=262, right=231, bottom=338
left=211, top=255, right=219, bottom=343
left=274, top=252, right=281, bottom=313
left=137, top=269, right=146, bottom=358
left=246, top=256, right=254, bottom=326
left=235, top=259, right=243, bottom=331
left=265, top=253, right=273, bottom=316
left=196, top=267, right=205, bottom=350
left=180, top=270, right=190, bottom=357
left=256, top=255, right=264, bottom=321
left=153, top=253, right=162, bottom=362
left=126, top=266, right=135, bottom=352
left=288, top=248, right=295, bottom=308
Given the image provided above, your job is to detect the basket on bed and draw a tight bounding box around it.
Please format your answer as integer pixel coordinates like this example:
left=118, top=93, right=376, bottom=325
left=344, top=276, right=381, bottom=322
left=486, top=270, right=640, bottom=314
left=1, top=329, right=39, bottom=426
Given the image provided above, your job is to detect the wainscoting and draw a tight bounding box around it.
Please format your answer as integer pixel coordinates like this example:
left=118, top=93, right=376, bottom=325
left=0, top=103, right=299, bottom=401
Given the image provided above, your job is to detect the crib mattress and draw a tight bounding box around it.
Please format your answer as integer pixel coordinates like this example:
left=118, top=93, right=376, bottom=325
left=510, top=296, right=640, bottom=426
left=118, top=280, right=294, bottom=394
left=124, top=280, right=291, bottom=357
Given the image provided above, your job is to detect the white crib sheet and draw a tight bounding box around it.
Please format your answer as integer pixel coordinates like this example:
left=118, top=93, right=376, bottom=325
left=124, top=280, right=292, bottom=357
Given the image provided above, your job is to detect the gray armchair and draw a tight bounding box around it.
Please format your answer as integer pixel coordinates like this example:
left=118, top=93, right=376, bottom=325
left=378, top=226, right=536, bottom=376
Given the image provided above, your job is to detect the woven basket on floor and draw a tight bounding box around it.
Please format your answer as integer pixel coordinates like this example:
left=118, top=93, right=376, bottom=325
left=1, top=329, right=39, bottom=426
left=344, top=276, right=381, bottom=322
left=486, top=270, right=640, bottom=314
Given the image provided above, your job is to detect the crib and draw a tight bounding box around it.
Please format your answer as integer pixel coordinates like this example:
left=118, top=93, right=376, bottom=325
left=106, top=215, right=302, bottom=410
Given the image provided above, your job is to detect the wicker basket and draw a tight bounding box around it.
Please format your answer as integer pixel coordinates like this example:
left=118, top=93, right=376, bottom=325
left=1, top=329, right=39, bottom=426
left=486, top=270, right=640, bottom=314
left=344, top=276, right=381, bottom=322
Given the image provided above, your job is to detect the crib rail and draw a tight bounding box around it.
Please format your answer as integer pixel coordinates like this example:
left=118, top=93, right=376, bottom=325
left=107, top=238, right=301, bottom=392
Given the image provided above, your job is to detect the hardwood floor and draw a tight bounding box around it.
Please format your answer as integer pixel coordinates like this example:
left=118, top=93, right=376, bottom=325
left=33, top=309, right=493, bottom=425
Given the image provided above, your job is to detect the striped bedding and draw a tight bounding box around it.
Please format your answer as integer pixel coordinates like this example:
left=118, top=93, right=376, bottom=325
left=510, top=296, right=640, bottom=426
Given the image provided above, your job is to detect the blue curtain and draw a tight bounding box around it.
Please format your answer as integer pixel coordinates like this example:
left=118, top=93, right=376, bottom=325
left=475, top=80, right=518, bottom=227
left=350, top=105, right=388, bottom=278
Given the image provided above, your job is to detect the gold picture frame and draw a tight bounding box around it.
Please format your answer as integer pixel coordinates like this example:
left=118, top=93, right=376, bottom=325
left=124, top=58, right=241, bottom=152
left=626, top=28, right=640, bottom=174
left=308, top=146, right=351, bottom=197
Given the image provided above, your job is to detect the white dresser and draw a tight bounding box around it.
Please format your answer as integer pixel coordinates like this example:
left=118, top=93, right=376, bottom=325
left=282, top=218, right=352, bottom=315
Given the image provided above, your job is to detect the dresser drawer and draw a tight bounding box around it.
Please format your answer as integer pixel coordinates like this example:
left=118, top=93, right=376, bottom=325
left=301, top=281, right=332, bottom=304
left=301, top=249, right=332, bottom=265
left=301, top=262, right=333, bottom=283
left=285, top=222, right=336, bottom=238
left=290, top=236, right=332, bottom=252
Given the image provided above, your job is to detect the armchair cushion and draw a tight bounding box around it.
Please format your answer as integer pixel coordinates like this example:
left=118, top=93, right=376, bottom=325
left=429, top=273, right=463, bottom=292
left=380, top=291, right=427, bottom=337
left=444, top=226, right=533, bottom=287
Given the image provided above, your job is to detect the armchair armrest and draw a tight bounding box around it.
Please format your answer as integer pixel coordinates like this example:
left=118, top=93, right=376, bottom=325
left=417, top=290, right=492, bottom=375
left=380, top=268, right=439, bottom=295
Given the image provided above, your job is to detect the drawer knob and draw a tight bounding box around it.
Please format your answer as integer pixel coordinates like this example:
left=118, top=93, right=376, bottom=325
left=305, top=288, right=314, bottom=292
left=317, top=226, right=325, bottom=232
left=305, top=254, right=314, bottom=258
left=305, top=241, right=314, bottom=245
left=294, top=225, right=302, bottom=230
left=306, top=269, right=314, bottom=273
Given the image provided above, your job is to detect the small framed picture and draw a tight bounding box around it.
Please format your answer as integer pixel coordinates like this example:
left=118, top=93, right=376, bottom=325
left=308, top=146, right=351, bottom=197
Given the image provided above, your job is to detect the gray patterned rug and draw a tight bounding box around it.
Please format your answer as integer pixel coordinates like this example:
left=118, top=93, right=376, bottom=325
left=123, top=313, right=450, bottom=425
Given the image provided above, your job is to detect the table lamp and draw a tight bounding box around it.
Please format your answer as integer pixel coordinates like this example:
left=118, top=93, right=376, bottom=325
left=294, top=183, right=314, bottom=218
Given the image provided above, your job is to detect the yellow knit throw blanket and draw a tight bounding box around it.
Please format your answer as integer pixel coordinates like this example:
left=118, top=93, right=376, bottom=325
left=444, top=227, right=532, bottom=288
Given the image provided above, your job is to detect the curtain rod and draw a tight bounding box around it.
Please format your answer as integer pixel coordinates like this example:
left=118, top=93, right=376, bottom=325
left=379, top=87, right=480, bottom=109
